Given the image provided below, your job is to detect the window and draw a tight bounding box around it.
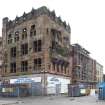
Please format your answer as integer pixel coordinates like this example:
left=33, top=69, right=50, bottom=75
left=61, top=65, right=63, bottom=73
left=34, top=58, right=42, bottom=70
left=46, top=28, right=49, bottom=34
left=52, top=41, right=56, bottom=49
left=21, top=61, right=28, bottom=72
left=22, top=28, right=27, bottom=39
left=10, top=62, right=16, bottom=73
left=10, top=47, right=16, bottom=58
left=5, top=66, right=7, bottom=73
left=53, top=62, right=55, bottom=71
left=33, top=40, right=42, bottom=52
left=8, top=34, right=12, bottom=44
left=30, top=25, right=36, bottom=36
left=64, top=66, right=67, bottom=74
left=8, top=34, right=12, bottom=38
left=21, top=43, right=28, bottom=55
left=57, top=65, right=59, bottom=72
left=15, top=31, right=19, bottom=42
left=51, top=29, right=62, bottom=43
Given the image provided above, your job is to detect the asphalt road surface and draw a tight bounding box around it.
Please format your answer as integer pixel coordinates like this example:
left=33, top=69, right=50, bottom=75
left=0, top=95, right=104, bottom=105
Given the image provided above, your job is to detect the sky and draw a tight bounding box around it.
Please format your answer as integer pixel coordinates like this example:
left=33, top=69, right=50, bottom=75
left=0, top=0, right=105, bottom=73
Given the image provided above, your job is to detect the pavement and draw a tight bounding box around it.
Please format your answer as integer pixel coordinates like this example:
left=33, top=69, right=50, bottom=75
left=0, top=95, right=104, bottom=105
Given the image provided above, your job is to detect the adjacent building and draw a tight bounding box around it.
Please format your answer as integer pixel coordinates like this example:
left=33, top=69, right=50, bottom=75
left=95, top=62, right=103, bottom=83
left=0, top=37, right=3, bottom=79
left=103, top=74, right=105, bottom=82
left=71, top=44, right=97, bottom=88
left=2, top=6, right=71, bottom=95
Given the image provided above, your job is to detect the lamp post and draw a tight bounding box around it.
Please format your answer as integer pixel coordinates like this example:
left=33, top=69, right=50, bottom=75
left=41, top=70, right=47, bottom=96
left=18, top=86, right=20, bottom=97
left=74, top=65, right=81, bottom=84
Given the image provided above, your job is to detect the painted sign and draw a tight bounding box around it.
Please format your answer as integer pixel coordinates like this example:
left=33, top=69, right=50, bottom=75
left=10, top=77, right=41, bottom=84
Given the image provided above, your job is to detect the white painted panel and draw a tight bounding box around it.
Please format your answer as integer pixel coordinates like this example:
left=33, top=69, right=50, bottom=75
left=47, top=76, right=70, bottom=94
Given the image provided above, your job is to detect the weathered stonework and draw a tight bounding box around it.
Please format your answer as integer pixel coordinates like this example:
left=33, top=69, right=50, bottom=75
left=2, top=6, right=71, bottom=80
left=5, top=6, right=70, bottom=33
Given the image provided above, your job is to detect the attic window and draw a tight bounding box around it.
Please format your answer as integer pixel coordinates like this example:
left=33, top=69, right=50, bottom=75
left=22, top=28, right=27, bottom=39
left=8, top=34, right=12, bottom=44
left=23, top=28, right=27, bottom=32
left=8, top=34, right=12, bottom=38
left=15, top=31, right=19, bottom=35
left=31, top=25, right=35, bottom=29
left=15, top=31, right=19, bottom=42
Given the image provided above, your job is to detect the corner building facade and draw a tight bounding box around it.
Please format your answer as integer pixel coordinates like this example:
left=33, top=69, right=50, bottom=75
left=2, top=6, right=71, bottom=95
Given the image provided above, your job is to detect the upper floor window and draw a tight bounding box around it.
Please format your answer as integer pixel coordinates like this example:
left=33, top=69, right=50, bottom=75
left=61, top=65, right=63, bottom=73
left=64, top=66, right=67, bottom=74
left=57, top=64, right=59, bottom=72
left=21, top=61, right=28, bottom=72
left=22, top=28, right=27, bottom=39
left=51, top=29, right=62, bottom=43
left=8, top=34, right=12, bottom=38
left=8, top=34, right=12, bottom=44
left=34, top=58, right=42, bottom=70
left=33, top=40, right=42, bottom=52
left=10, top=62, right=16, bottom=73
left=52, top=62, right=55, bottom=71
left=10, top=47, right=16, bottom=58
left=15, top=31, right=19, bottom=42
left=21, top=43, right=28, bottom=55
left=30, top=25, right=36, bottom=36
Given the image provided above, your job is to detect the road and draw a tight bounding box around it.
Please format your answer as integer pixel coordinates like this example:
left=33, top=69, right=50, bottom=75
left=0, top=95, right=104, bottom=105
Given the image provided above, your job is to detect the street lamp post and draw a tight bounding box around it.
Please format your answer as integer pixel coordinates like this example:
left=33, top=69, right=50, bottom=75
left=18, top=86, right=20, bottom=97
left=72, top=65, right=82, bottom=84
left=41, top=70, right=47, bottom=96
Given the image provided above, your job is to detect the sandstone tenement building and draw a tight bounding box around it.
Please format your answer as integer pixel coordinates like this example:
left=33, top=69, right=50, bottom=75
left=1, top=6, right=103, bottom=96
left=2, top=6, right=71, bottom=94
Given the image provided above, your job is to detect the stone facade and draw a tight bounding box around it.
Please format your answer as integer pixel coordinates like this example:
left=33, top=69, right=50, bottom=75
left=2, top=6, right=71, bottom=84
left=71, top=44, right=97, bottom=88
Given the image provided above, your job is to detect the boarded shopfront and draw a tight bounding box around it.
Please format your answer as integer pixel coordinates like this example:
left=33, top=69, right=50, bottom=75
left=1, top=74, right=70, bottom=97
left=0, top=83, right=31, bottom=97
left=47, top=75, right=70, bottom=95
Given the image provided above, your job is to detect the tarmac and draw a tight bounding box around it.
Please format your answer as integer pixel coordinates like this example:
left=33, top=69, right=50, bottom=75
left=0, top=95, right=104, bottom=105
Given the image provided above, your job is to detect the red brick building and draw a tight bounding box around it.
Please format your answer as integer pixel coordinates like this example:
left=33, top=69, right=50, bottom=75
left=71, top=44, right=97, bottom=88
left=0, top=37, right=3, bottom=79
